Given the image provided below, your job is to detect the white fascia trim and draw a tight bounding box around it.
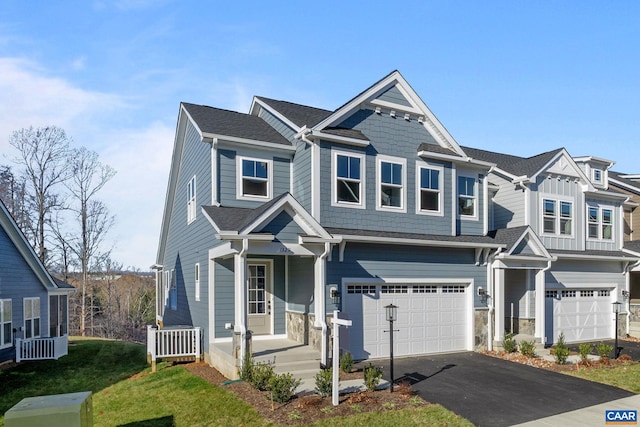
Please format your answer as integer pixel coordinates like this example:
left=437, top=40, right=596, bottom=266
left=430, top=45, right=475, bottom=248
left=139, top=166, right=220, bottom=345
left=250, top=97, right=302, bottom=132
left=299, top=236, right=342, bottom=244
left=205, top=133, right=296, bottom=153
left=334, top=233, right=505, bottom=249
left=496, top=254, right=556, bottom=262
left=417, top=151, right=496, bottom=170
left=209, top=243, right=236, bottom=260
left=549, top=252, right=639, bottom=262
left=367, top=99, right=422, bottom=115
left=584, top=189, right=630, bottom=202
left=217, top=233, right=274, bottom=241
left=573, top=156, right=615, bottom=168
left=307, top=130, right=370, bottom=147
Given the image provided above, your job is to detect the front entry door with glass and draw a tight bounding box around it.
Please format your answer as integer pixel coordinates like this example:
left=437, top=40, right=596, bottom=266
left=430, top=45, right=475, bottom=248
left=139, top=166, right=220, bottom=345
left=247, top=263, right=272, bottom=335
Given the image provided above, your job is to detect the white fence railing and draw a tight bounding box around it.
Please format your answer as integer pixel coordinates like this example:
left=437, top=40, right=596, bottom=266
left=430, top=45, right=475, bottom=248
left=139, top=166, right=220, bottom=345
left=15, top=335, right=69, bottom=362
left=147, top=325, right=201, bottom=369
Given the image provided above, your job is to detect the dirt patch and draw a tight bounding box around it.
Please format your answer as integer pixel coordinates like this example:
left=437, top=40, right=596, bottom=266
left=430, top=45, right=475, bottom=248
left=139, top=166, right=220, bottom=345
left=185, top=363, right=428, bottom=425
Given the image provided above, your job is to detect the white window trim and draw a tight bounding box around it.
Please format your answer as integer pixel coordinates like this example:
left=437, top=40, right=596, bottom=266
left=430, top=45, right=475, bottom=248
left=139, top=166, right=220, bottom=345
left=592, top=168, right=603, bottom=184
left=0, top=299, right=11, bottom=349
left=169, top=269, right=177, bottom=310
left=23, top=297, right=40, bottom=339
left=195, top=263, right=201, bottom=302
left=458, top=174, right=478, bottom=220
left=415, top=161, right=444, bottom=217
left=376, top=155, right=406, bottom=213
left=331, top=149, right=366, bottom=209
left=587, top=204, right=615, bottom=241
left=187, top=175, right=196, bottom=224
left=540, top=195, right=575, bottom=238
left=236, top=156, right=273, bottom=201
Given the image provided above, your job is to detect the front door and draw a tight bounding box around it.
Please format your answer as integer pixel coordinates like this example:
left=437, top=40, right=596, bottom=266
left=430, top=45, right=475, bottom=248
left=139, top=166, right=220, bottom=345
left=247, top=263, right=272, bottom=335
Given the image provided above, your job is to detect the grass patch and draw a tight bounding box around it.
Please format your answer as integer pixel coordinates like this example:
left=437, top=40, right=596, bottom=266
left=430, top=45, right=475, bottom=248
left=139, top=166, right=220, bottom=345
left=310, top=404, right=473, bottom=426
left=566, top=362, right=640, bottom=393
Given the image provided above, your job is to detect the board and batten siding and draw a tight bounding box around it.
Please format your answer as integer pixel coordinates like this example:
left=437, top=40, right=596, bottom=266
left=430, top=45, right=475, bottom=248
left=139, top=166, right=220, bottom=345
left=532, top=174, right=584, bottom=251
left=326, top=243, right=488, bottom=310
left=585, top=198, right=621, bottom=251
left=161, top=120, right=215, bottom=346
left=318, top=108, right=465, bottom=235
left=217, top=148, right=291, bottom=208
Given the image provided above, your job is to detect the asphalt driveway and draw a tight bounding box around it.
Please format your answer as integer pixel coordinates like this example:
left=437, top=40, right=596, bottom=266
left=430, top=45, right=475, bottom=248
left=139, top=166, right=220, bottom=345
left=371, top=351, right=634, bottom=427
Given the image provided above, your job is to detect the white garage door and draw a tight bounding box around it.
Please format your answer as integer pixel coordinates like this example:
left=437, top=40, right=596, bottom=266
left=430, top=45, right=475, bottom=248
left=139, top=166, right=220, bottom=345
left=545, top=288, right=613, bottom=344
left=343, top=283, right=470, bottom=360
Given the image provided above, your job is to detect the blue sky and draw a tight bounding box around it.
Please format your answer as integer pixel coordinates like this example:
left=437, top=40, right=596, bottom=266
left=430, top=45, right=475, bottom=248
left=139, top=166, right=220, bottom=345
left=0, top=1, right=639, bottom=269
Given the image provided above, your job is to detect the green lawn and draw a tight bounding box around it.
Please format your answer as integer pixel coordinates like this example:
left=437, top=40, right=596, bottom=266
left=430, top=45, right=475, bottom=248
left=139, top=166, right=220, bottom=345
left=0, top=339, right=472, bottom=426
left=566, top=361, right=640, bottom=393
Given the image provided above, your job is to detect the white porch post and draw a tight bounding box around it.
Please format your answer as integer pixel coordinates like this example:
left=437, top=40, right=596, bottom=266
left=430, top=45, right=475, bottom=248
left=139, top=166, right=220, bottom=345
left=234, top=239, right=249, bottom=364
left=494, top=268, right=505, bottom=343
left=314, top=242, right=330, bottom=366
left=535, top=267, right=547, bottom=344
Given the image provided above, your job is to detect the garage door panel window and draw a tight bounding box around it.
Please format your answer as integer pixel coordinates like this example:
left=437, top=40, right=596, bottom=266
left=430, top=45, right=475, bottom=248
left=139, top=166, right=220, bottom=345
left=381, top=285, right=408, bottom=294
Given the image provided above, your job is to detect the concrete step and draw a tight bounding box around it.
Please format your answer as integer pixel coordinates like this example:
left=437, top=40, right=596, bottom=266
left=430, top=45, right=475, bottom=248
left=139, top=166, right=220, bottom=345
left=272, top=359, right=320, bottom=374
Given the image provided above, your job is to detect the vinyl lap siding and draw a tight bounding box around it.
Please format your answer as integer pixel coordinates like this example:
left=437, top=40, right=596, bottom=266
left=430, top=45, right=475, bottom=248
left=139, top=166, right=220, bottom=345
left=287, top=257, right=314, bottom=313
left=214, top=258, right=235, bottom=338
left=258, top=107, right=297, bottom=141
left=377, top=86, right=412, bottom=107
left=258, top=211, right=305, bottom=243
left=292, top=141, right=312, bottom=211
left=490, top=174, right=525, bottom=230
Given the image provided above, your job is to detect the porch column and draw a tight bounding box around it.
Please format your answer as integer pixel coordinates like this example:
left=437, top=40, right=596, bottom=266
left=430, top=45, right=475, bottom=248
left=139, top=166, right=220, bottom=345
left=234, top=239, right=249, bottom=363
left=314, top=242, right=330, bottom=366
left=494, top=268, right=505, bottom=343
left=535, top=268, right=546, bottom=344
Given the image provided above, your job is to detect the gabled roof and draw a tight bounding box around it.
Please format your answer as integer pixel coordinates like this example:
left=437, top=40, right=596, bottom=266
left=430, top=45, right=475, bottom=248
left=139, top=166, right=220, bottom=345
left=0, top=199, right=62, bottom=292
left=462, top=146, right=564, bottom=178
left=202, top=193, right=332, bottom=239
left=609, top=170, right=640, bottom=195
left=182, top=103, right=292, bottom=146
left=253, top=97, right=331, bottom=129
left=491, top=226, right=552, bottom=259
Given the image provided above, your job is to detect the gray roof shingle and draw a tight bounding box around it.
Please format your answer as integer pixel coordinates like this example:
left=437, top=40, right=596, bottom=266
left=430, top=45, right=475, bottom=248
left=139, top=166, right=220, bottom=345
left=609, top=170, right=640, bottom=192
left=417, top=142, right=464, bottom=157
left=255, top=97, right=332, bottom=128
left=182, top=103, right=292, bottom=146
left=462, top=146, right=564, bottom=177
left=202, top=193, right=291, bottom=232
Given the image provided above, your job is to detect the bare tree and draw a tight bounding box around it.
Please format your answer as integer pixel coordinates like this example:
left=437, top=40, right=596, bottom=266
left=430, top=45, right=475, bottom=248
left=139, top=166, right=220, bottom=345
left=9, top=126, right=71, bottom=264
left=0, top=165, right=32, bottom=235
left=66, top=147, right=116, bottom=336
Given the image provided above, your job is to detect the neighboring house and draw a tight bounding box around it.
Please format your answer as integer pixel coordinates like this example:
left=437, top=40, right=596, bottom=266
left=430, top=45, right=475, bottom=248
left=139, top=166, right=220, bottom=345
left=0, top=199, right=73, bottom=363
left=153, top=70, right=635, bottom=378
left=607, top=171, right=640, bottom=337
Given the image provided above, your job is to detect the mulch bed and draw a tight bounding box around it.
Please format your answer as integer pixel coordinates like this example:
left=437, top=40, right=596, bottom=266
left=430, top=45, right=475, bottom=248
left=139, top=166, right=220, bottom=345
left=185, top=363, right=428, bottom=425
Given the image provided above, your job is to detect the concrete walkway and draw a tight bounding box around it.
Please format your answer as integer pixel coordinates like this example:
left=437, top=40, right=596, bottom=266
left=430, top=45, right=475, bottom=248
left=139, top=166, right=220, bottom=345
left=512, top=395, right=640, bottom=426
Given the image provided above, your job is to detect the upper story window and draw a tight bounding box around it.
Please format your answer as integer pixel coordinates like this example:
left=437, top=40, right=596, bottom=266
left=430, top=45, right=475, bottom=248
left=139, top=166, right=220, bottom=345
left=417, top=164, right=442, bottom=215
left=0, top=299, right=11, bottom=349
left=332, top=150, right=366, bottom=209
left=237, top=157, right=272, bottom=200
left=187, top=176, right=196, bottom=223
left=377, top=156, right=406, bottom=212
left=169, top=269, right=177, bottom=310
left=24, top=297, right=40, bottom=339
left=542, top=198, right=573, bottom=236
left=458, top=176, right=476, bottom=217
left=588, top=206, right=613, bottom=240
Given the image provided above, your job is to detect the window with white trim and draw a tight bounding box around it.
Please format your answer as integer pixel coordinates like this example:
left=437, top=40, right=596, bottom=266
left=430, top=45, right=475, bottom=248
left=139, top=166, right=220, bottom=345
left=24, top=297, right=40, bottom=339
left=169, top=270, right=177, bottom=310
left=542, top=198, right=573, bottom=236
left=238, top=157, right=271, bottom=199
left=187, top=176, right=196, bottom=223
left=592, top=169, right=603, bottom=184
left=0, top=299, right=11, bottom=348
left=333, top=150, right=365, bottom=208
left=377, top=156, right=405, bottom=211
left=588, top=206, right=613, bottom=240
left=194, top=263, right=200, bottom=302
left=418, top=165, right=441, bottom=214
left=458, top=176, right=476, bottom=217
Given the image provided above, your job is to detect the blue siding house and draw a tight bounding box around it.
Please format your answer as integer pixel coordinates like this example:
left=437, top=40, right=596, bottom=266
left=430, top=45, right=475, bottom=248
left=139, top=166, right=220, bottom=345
left=154, top=71, right=635, bottom=378
left=0, top=200, right=73, bottom=364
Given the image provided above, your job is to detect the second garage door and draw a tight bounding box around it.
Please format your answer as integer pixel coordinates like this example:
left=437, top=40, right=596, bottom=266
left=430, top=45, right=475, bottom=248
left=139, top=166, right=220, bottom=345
left=343, top=283, right=470, bottom=360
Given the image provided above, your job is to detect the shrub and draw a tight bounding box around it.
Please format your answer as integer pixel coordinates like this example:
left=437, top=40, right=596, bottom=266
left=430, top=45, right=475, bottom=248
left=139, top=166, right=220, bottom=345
left=314, top=367, right=333, bottom=397
left=502, top=333, right=517, bottom=353
left=269, top=372, right=301, bottom=403
left=251, top=361, right=275, bottom=391
left=239, top=352, right=254, bottom=382
left=518, top=340, right=537, bottom=357
left=596, top=343, right=613, bottom=360
left=553, top=333, right=570, bottom=365
left=578, top=343, right=593, bottom=363
left=363, top=363, right=383, bottom=392
left=340, top=351, right=354, bottom=373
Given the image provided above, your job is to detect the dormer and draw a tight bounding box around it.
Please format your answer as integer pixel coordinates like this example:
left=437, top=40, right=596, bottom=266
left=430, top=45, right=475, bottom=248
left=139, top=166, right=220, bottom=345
left=573, top=156, right=615, bottom=190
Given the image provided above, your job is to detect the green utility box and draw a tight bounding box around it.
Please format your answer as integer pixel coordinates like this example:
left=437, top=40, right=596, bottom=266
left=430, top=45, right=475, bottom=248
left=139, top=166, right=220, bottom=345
left=4, top=391, right=92, bottom=427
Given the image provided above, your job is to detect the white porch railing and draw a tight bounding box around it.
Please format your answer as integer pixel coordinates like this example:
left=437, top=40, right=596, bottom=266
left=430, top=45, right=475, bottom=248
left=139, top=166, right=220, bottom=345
left=147, top=325, right=201, bottom=371
left=15, top=335, right=69, bottom=362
